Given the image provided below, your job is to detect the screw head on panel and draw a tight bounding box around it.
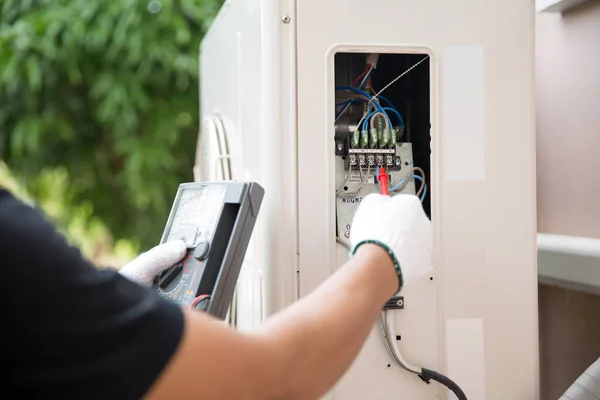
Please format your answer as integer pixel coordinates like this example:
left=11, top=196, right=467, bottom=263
left=281, top=15, right=291, bottom=23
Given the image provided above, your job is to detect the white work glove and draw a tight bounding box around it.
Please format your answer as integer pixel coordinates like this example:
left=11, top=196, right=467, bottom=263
left=118, top=239, right=187, bottom=286
left=350, top=193, right=433, bottom=292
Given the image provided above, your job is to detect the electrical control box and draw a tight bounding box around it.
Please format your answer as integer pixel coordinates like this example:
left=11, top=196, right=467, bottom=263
left=333, top=52, right=429, bottom=247
left=198, top=0, right=539, bottom=398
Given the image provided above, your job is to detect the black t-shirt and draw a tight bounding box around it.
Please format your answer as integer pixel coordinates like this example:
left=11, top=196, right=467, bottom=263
left=0, top=189, right=185, bottom=399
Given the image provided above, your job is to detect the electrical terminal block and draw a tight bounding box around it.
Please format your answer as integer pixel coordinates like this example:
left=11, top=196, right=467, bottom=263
left=385, top=155, right=394, bottom=167
left=367, top=154, right=376, bottom=167
left=349, top=154, right=357, bottom=167
left=358, top=154, right=366, bottom=166
left=346, top=147, right=402, bottom=171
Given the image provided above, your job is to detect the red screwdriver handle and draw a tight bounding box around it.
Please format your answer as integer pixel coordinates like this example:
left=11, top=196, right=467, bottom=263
left=378, top=167, right=389, bottom=196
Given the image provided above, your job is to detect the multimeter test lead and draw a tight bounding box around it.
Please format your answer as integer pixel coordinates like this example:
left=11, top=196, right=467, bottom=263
left=377, top=166, right=389, bottom=196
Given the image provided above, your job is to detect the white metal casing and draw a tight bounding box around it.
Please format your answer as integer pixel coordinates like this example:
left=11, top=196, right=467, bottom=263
left=198, top=1, right=539, bottom=399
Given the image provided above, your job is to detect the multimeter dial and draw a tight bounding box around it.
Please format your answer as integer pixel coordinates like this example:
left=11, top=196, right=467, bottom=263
left=156, top=184, right=227, bottom=305
left=157, top=255, right=193, bottom=300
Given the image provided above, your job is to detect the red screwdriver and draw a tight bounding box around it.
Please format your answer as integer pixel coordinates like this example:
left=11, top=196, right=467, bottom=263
left=378, top=166, right=389, bottom=196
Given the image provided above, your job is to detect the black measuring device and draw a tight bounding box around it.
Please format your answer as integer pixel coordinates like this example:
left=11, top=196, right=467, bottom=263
left=152, top=181, right=264, bottom=320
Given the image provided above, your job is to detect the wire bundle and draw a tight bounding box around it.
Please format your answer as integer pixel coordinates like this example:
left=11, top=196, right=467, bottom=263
left=376, top=165, right=427, bottom=203
left=335, top=86, right=394, bottom=128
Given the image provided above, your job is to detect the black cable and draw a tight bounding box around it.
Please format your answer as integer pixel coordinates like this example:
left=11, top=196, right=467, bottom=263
left=418, top=368, right=468, bottom=400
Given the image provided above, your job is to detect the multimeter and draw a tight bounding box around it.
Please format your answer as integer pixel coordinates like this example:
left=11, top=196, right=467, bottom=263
left=152, top=181, right=264, bottom=320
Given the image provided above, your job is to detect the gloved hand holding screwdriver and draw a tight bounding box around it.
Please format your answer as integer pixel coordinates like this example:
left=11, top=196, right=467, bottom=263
left=350, top=166, right=432, bottom=292
left=351, top=190, right=433, bottom=292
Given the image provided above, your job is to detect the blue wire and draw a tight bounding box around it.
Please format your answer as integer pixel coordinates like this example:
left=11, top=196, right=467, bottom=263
left=382, top=107, right=404, bottom=127
left=389, top=174, right=427, bottom=203
left=376, top=95, right=395, bottom=109
left=389, top=178, right=406, bottom=192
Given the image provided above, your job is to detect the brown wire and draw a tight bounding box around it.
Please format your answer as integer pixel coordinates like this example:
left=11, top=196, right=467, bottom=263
left=392, top=167, right=426, bottom=197
left=413, top=167, right=426, bottom=198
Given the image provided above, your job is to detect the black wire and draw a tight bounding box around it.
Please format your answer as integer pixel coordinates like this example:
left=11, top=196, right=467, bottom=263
left=418, top=368, right=468, bottom=400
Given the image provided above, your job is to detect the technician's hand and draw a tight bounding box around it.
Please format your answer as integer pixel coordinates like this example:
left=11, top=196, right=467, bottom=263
left=118, top=239, right=187, bottom=286
left=350, top=193, right=432, bottom=292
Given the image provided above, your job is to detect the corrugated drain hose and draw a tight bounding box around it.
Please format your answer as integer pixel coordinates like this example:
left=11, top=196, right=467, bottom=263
left=418, top=368, right=468, bottom=400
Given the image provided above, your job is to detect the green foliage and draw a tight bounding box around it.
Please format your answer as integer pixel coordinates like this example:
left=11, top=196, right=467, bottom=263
left=0, top=0, right=223, bottom=253
left=0, top=161, right=137, bottom=266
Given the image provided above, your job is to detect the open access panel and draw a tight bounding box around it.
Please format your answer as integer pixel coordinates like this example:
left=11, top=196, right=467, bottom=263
left=334, top=52, right=431, bottom=244
left=331, top=51, right=466, bottom=399
left=152, top=181, right=264, bottom=319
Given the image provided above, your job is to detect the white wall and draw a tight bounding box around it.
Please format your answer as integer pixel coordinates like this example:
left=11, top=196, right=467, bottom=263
left=536, top=0, right=600, bottom=239
left=535, top=1, right=600, bottom=398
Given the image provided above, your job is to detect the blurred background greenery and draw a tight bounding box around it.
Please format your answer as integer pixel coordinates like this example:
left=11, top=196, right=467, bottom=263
left=0, top=0, right=223, bottom=266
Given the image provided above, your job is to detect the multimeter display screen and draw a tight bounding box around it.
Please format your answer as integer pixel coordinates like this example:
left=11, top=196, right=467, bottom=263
left=165, top=185, right=227, bottom=248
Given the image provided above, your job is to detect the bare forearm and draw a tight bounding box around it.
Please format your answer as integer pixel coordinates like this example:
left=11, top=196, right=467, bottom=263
left=145, top=245, right=397, bottom=400
left=256, top=244, right=397, bottom=400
